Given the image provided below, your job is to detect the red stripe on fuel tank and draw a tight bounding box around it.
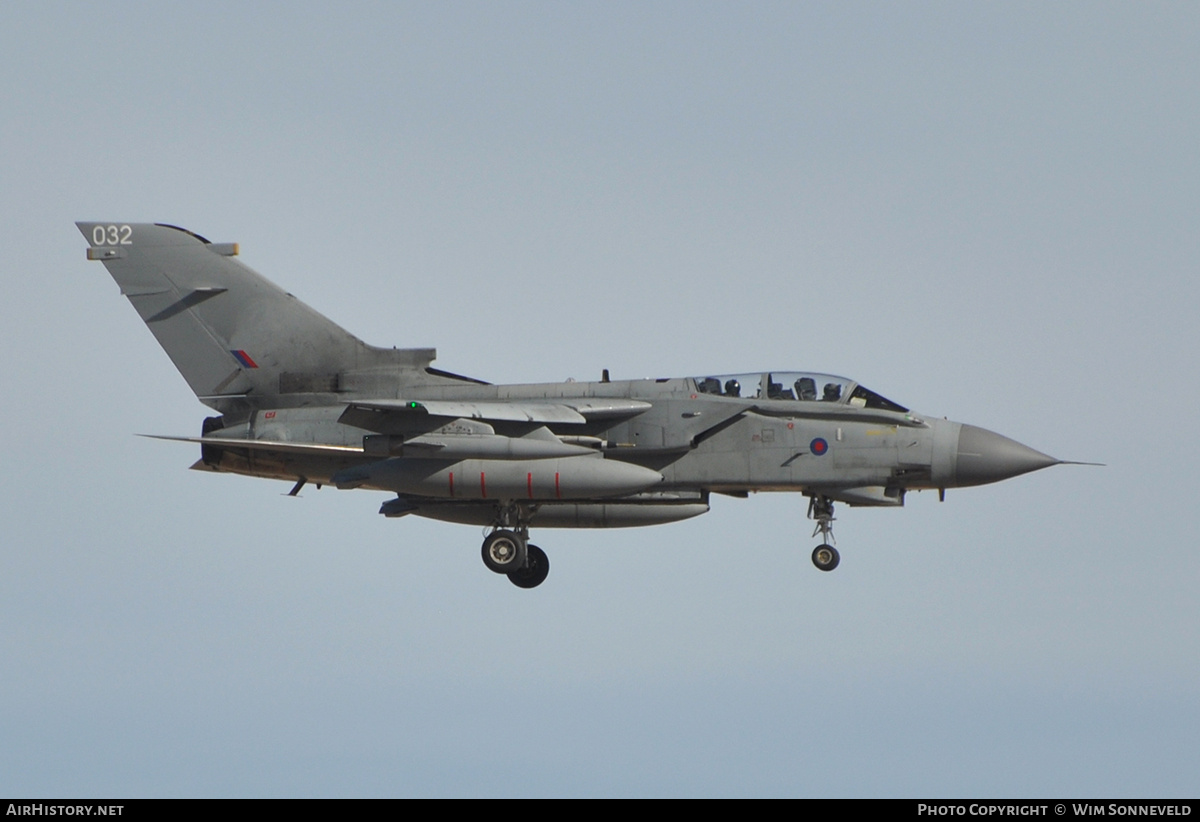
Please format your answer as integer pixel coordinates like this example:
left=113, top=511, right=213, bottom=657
left=448, top=471, right=455, bottom=497
left=480, top=472, right=487, bottom=498
left=527, top=472, right=533, bottom=499
left=555, top=472, right=561, bottom=499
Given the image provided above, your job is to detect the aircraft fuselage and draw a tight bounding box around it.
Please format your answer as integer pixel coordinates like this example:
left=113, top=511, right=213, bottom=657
left=200, top=375, right=1052, bottom=507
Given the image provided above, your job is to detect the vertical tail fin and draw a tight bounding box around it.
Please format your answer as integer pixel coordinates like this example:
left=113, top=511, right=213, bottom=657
left=78, top=222, right=432, bottom=411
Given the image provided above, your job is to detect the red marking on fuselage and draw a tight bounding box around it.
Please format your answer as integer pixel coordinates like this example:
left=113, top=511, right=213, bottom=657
left=480, top=472, right=487, bottom=498
left=527, top=472, right=533, bottom=499
left=555, top=472, right=561, bottom=499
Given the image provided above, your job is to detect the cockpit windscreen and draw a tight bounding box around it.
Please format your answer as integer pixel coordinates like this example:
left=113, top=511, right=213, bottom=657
left=693, top=372, right=908, bottom=413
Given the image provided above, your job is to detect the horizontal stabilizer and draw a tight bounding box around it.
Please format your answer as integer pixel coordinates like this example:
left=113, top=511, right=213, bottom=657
left=144, top=434, right=364, bottom=457
left=151, top=430, right=595, bottom=462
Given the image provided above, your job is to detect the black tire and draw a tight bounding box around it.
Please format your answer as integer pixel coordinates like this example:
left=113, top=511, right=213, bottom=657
left=482, top=530, right=526, bottom=574
left=508, top=544, right=550, bottom=589
left=811, top=543, right=840, bottom=572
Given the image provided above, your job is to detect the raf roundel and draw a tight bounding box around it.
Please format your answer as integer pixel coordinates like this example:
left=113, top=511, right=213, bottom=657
left=810, top=437, right=829, bottom=456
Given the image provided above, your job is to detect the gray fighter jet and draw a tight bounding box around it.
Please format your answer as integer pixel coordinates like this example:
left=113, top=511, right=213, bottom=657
left=79, top=221, right=1076, bottom=588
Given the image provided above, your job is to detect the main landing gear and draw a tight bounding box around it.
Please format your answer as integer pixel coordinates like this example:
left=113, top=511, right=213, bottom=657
left=481, top=505, right=550, bottom=589
left=481, top=530, right=550, bottom=589
left=807, top=494, right=840, bottom=572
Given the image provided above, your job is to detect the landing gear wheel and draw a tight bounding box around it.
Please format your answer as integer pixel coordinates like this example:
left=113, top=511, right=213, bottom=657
left=812, top=543, right=840, bottom=572
left=508, top=544, right=550, bottom=589
left=482, top=530, right=527, bottom=574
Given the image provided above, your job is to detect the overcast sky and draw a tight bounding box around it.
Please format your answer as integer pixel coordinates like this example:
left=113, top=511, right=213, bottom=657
left=1, top=1, right=1197, bottom=797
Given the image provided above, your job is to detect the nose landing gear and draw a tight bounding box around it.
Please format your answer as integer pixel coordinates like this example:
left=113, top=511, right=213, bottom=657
left=807, top=494, right=841, bottom=572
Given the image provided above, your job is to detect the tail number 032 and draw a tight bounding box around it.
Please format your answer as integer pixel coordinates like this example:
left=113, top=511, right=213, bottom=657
left=92, top=225, right=133, bottom=246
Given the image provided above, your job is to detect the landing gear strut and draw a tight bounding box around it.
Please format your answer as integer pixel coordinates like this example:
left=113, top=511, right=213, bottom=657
left=807, top=494, right=841, bottom=572
left=480, top=503, right=551, bottom=589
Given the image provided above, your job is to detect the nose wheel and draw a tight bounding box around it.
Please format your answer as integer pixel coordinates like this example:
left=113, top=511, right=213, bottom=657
left=807, top=494, right=841, bottom=572
left=811, top=543, right=840, bottom=571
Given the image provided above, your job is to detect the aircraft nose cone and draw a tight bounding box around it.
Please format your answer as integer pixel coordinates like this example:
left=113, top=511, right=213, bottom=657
left=955, top=424, right=1058, bottom=487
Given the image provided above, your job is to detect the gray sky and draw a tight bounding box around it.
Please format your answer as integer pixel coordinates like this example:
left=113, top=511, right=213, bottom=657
left=1, top=1, right=1196, bottom=797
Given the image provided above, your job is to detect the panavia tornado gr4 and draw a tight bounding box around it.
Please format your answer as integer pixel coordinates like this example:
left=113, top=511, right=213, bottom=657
left=79, top=221, right=1077, bottom=589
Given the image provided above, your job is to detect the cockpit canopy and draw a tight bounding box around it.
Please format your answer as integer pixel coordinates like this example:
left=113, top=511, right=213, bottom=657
left=693, top=371, right=908, bottom=413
